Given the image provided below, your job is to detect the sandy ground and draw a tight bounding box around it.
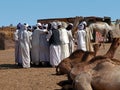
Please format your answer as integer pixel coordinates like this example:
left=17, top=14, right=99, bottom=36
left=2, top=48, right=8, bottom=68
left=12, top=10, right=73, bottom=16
left=0, top=43, right=120, bottom=90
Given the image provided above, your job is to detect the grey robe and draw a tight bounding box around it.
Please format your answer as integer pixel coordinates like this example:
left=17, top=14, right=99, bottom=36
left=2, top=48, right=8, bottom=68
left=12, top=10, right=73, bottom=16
left=39, top=29, right=50, bottom=62
left=14, top=29, right=21, bottom=64
left=31, top=28, right=40, bottom=65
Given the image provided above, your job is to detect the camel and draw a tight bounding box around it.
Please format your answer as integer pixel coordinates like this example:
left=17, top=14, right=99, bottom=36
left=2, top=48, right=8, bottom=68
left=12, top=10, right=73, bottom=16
left=56, top=50, right=94, bottom=75
left=71, top=58, right=120, bottom=90
left=58, top=38, right=120, bottom=90
left=57, top=37, right=120, bottom=76
left=68, top=38, right=120, bottom=90
left=104, top=36, right=120, bottom=58
left=58, top=37, right=120, bottom=76
left=89, top=22, right=112, bottom=42
left=56, top=43, right=101, bottom=75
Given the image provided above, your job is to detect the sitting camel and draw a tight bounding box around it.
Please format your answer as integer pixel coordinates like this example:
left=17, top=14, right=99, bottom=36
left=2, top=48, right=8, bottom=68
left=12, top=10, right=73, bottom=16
left=57, top=36, right=120, bottom=75
left=71, top=58, right=120, bottom=90
left=70, top=37, right=120, bottom=79
left=59, top=38, right=120, bottom=90
left=56, top=43, right=101, bottom=75
left=68, top=38, right=120, bottom=90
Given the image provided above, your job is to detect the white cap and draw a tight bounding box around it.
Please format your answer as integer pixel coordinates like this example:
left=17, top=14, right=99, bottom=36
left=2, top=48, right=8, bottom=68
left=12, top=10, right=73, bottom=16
left=51, top=22, right=58, bottom=29
left=82, top=21, right=87, bottom=26
left=24, top=23, right=29, bottom=28
left=62, top=22, right=67, bottom=28
left=69, top=23, right=73, bottom=26
left=36, top=23, right=42, bottom=27
left=57, top=21, right=62, bottom=26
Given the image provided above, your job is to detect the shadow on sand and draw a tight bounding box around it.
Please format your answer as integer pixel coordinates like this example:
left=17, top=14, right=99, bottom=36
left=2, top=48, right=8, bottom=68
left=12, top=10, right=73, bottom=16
left=0, top=64, right=22, bottom=70
left=0, top=62, right=53, bottom=70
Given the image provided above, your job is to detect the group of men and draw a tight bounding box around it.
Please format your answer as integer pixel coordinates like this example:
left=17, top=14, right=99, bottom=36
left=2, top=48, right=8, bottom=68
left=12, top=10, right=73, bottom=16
left=14, top=20, right=92, bottom=68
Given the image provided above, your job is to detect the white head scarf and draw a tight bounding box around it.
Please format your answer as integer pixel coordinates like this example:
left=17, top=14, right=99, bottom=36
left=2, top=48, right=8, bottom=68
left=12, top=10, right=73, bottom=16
left=82, top=21, right=87, bottom=26
left=78, top=21, right=87, bottom=30
left=61, top=22, right=68, bottom=28
left=43, top=24, right=48, bottom=29
left=36, top=23, right=42, bottom=29
left=69, top=23, right=73, bottom=26
left=18, top=24, right=26, bottom=40
left=36, top=23, right=42, bottom=27
left=24, top=23, right=29, bottom=30
left=20, top=24, right=25, bottom=30
left=51, top=22, right=58, bottom=29
left=57, top=21, right=62, bottom=26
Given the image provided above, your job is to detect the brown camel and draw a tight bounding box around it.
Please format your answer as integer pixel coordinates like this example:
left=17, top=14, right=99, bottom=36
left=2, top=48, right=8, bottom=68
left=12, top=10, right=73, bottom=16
left=58, top=38, right=120, bottom=90
left=56, top=43, right=101, bottom=75
left=68, top=38, right=120, bottom=90
left=104, top=38, right=120, bottom=58
left=71, top=58, right=120, bottom=90
left=57, top=38, right=120, bottom=76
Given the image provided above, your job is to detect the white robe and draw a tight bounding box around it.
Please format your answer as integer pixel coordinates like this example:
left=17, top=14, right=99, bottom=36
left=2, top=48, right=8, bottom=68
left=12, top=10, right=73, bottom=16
left=67, top=30, right=75, bottom=54
left=47, top=30, right=61, bottom=67
left=27, top=31, right=32, bottom=48
left=39, top=29, right=50, bottom=62
left=14, top=29, right=20, bottom=64
left=49, top=44, right=61, bottom=67
left=31, top=28, right=40, bottom=65
left=18, top=28, right=31, bottom=68
left=59, top=28, right=70, bottom=60
left=76, top=29, right=87, bottom=51
left=27, top=31, right=32, bottom=61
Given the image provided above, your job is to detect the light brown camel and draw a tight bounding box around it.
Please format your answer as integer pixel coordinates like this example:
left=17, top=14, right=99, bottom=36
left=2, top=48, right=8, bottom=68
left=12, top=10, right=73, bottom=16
left=57, top=38, right=120, bottom=76
left=56, top=43, right=101, bottom=75
left=58, top=38, right=120, bottom=90
left=89, top=22, right=112, bottom=36
left=71, top=58, right=120, bottom=90
left=68, top=38, right=120, bottom=90
left=104, top=38, right=120, bottom=58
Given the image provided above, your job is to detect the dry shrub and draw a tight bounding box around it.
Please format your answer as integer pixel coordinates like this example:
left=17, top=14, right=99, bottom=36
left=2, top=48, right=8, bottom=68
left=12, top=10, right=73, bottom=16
left=0, top=27, right=16, bottom=50
left=0, top=32, right=5, bottom=49
left=0, top=27, right=16, bottom=40
left=0, top=31, right=13, bottom=40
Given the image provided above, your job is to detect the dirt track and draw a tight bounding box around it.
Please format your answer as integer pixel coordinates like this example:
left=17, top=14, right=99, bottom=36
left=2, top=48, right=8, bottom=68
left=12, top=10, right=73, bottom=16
left=0, top=43, right=120, bottom=90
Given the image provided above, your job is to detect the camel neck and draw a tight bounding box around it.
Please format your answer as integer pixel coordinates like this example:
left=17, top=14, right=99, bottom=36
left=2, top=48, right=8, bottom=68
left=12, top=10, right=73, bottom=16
left=104, top=38, right=120, bottom=58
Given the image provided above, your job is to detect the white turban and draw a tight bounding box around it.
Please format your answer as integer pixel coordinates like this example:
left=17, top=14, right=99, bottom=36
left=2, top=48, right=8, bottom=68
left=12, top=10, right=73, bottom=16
left=36, top=23, right=42, bottom=27
left=78, top=21, right=87, bottom=30
left=20, top=24, right=25, bottom=30
left=51, top=22, right=58, bottom=29
left=61, top=22, right=68, bottom=28
left=81, top=21, right=87, bottom=26
left=57, top=21, right=62, bottom=26
left=69, top=23, right=73, bottom=26
left=43, top=24, right=48, bottom=28
left=24, top=23, right=29, bottom=28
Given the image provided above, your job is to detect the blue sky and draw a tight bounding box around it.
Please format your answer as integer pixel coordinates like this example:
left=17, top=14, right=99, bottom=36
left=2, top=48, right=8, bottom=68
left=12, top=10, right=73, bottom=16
left=0, top=0, right=119, bottom=26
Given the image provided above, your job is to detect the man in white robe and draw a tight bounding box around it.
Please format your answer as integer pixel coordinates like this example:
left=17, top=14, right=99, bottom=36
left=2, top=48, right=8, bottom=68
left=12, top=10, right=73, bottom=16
left=31, top=23, right=41, bottom=65
left=39, top=24, right=50, bottom=66
left=58, top=22, right=70, bottom=60
left=27, top=26, right=33, bottom=63
left=66, top=23, right=75, bottom=54
left=18, top=24, right=31, bottom=68
left=14, top=23, right=22, bottom=65
left=47, top=22, right=61, bottom=67
left=76, top=21, right=87, bottom=51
